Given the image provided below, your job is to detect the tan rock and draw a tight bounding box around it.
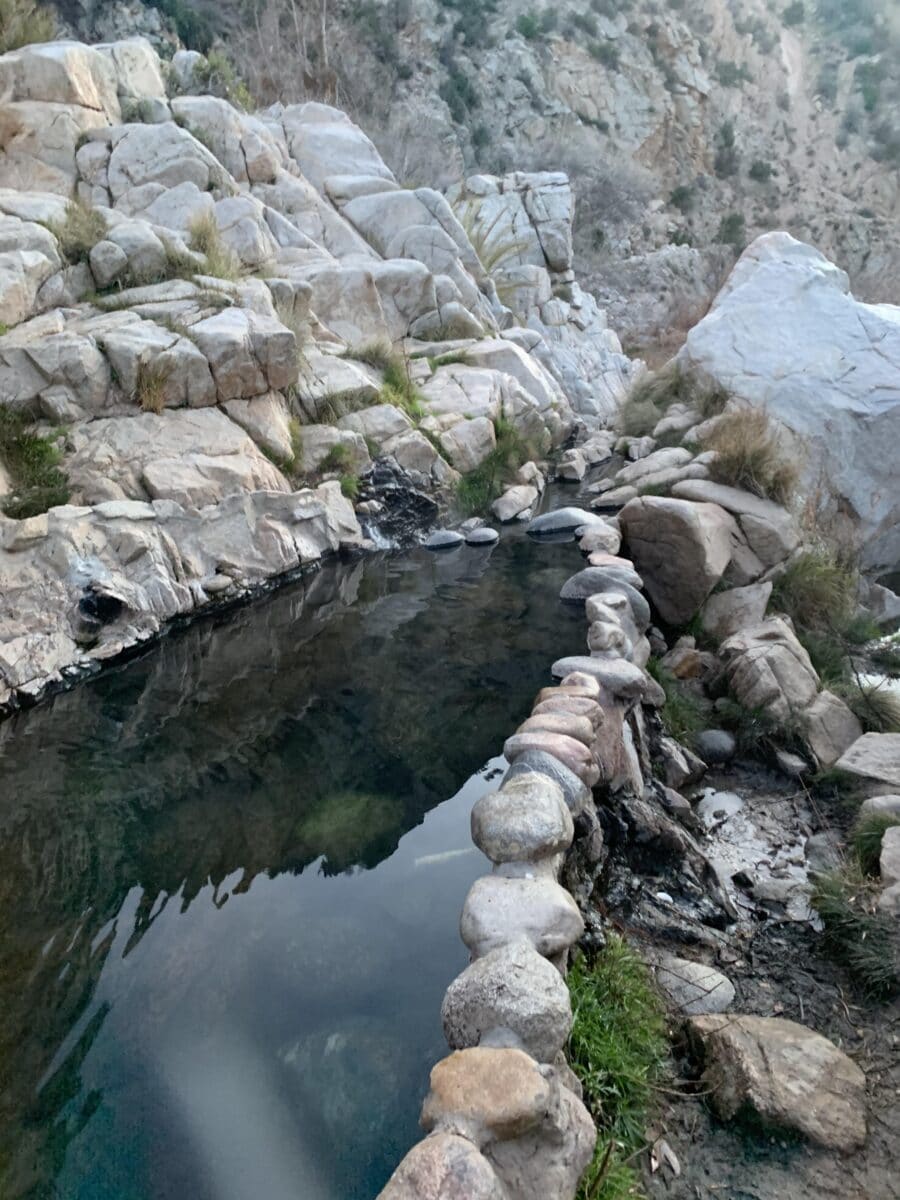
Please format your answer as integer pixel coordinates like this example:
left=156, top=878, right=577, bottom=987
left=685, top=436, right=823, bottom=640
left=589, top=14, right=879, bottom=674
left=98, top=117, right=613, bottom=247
left=620, top=495, right=733, bottom=625
left=689, top=1014, right=867, bottom=1153
left=421, top=1048, right=550, bottom=1141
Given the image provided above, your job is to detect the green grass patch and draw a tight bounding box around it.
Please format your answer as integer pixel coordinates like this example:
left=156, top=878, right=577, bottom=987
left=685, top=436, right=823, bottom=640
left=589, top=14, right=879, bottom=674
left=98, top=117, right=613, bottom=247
left=351, top=342, right=427, bottom=421
left=770, top=547, right=857, bottom=634
left=852, top=812, right=900, bottom=877
left=811, top=868, right=898, bottom=999
left=320, top=442, right=352, bottom=472
left=569, top=937, right=669, bottom=1200
left=646, top=659, right=706, bottom=748
left=456, top=417, right=533, bottom=516
left=837, top=678, right=900, bottom=734
left=0, top=408, right=70, bottom=518
left=340, top=472, right=360, bottom=500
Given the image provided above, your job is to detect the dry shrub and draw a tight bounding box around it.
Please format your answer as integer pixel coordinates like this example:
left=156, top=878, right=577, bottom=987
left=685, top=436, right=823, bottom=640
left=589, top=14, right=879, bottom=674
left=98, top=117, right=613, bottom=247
left=705, top=408, right=797, bottom=504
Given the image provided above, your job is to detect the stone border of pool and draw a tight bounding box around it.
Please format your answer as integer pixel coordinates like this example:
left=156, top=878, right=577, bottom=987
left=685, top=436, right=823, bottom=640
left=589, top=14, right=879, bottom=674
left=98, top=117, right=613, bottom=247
left=377, top=510, right=661, bottom=1200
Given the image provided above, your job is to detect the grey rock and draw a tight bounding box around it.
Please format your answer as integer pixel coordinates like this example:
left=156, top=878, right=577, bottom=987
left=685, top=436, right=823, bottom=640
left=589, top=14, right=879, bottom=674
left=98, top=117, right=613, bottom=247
left=527, top=507, right=607, bottom=537
left=460, top=874, right=584, bottom=960
left=805, top=831, right=843, bottom=876
left=471, top=773, right=573, bottom=864
left=551, top=656, right=665, bottom=706
left=775, top=749, right=811, bottom=778
left=695, top=729, right=736, bottom=764
left=465, top=526, right=499, bottom=546
left=503, top=750, right=591, bottom=817
left=836, top=733, right=900, bottom=788
left=702, top=581, right=772, bottom=641
left=503, top=731, right=600, bottom=787
left=559, top=569, right=651, bottom=630
left=441, top=940, right=573, bottom=1063
left=859, top=794, right=900, bottom=820
left=652, top=953, right=735, bottom=1015
left=379, top=1132, right=505, bottom=1200
left=424, top=529, right=464, bottom=550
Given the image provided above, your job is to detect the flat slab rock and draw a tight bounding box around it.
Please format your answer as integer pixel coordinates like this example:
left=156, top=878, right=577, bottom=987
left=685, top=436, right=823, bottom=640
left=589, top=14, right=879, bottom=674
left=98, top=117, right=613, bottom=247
left=688, top=1014, right=867, bottom=1153
left=836, top=733, right=900, bottom=787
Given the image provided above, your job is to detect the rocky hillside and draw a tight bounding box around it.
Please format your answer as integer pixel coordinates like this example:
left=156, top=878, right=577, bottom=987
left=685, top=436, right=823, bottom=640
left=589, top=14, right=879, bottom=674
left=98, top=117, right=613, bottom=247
left=0, top=34, right=640, bottom=710
left=56, top=0, right=900, bottom=353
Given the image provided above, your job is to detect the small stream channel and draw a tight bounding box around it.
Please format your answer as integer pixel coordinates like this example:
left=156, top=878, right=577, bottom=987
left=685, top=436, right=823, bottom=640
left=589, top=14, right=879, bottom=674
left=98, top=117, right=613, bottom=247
left=0, top=506, right=588, bottom=1200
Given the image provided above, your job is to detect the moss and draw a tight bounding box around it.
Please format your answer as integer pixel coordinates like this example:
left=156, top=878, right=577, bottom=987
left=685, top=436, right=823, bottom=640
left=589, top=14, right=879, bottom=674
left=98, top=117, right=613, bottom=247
left=0, top=409, right=70, bottom=518
left=569, top=936, right=669, bottom=1200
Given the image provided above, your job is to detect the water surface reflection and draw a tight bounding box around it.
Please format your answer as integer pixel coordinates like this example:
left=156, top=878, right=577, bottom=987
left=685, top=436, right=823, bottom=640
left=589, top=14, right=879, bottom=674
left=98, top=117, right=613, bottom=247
left=0, top=532, right=582, bottom=1198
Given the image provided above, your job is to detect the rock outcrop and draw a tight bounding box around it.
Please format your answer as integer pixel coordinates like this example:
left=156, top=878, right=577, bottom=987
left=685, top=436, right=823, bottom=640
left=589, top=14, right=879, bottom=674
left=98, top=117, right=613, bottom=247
left=679, top=233, right=900, bottom=570
left=0, top=35, right=638, bottom=712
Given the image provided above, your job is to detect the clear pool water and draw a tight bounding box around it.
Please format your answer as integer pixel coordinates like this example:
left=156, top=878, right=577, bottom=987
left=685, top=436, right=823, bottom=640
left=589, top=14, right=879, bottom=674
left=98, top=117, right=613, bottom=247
left=0, top=526, right=584, bottom=1199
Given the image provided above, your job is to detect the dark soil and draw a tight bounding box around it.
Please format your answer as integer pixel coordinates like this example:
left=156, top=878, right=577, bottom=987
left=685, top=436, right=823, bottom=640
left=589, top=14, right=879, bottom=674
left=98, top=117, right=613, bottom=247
left=593, top=758, right=900, bottom=1200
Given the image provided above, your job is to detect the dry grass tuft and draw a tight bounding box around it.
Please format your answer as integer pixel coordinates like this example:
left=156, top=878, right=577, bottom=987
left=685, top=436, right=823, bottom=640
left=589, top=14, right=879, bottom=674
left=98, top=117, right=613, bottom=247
left=134, top=359, right=172, bottom=414
left=704, top=408, right=798, bottom=504
left=189, top=212, right=241, bottom=281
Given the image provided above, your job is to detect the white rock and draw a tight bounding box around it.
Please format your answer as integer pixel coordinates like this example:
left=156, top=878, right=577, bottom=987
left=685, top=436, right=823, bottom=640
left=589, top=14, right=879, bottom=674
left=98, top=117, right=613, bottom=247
left=680, top=233, right=900, bottom=570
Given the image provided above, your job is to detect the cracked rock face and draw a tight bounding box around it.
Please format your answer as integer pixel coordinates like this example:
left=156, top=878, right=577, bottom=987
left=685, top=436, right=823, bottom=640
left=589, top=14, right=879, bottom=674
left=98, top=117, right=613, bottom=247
left=679, top=232, right=900, bottom=571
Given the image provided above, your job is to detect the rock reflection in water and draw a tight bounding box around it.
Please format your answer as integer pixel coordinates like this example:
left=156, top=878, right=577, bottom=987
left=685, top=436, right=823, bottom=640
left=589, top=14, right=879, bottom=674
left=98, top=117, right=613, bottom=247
left=0, top=531, right=582, bottom=1199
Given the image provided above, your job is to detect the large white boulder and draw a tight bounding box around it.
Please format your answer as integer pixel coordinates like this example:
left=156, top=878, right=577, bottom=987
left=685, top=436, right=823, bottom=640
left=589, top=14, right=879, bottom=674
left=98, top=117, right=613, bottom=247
left=680, top=233, right=900, bottom=570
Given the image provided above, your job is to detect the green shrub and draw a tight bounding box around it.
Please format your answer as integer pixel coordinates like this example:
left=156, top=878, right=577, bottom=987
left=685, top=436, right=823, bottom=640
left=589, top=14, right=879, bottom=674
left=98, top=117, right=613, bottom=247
left=646, top=661, right=706, bottom=748
left=0, top=408, right=70, bottom=519
left=837, top=679, right=900, bottom=734
left=193, top=50, right=254, bottom=110
left=340, top=472, right=360, bottom=500
left=352, top=342, right=428, bottom=422
left=0, top=0, right=55, bottom=53
left=855, top=60, right=885, bottom=113
left=705, top=408, right=797, bottom=504
left=569, top=937, right=668, bottom=1200
left=669, top=184, right=694, bottom=213
left=48, top=199, right=107, bottom=266
left=749, top=159, right=774, bottom=182
left=783, top=1, right=804, bottom=26
left=588, top=39, right=620, bottom=68
left=811, top=868, right=898, bottom=998
left=456, top=417, right=533, bottom=515
left=515, top=11, right=541, bottom=39
left=716, top=211, right=746, bottom=251
left=716, top=60, right=751, bottom=87
left=770, top=547, right=857, bottom=633
left=439, top=68, right=480, bottom=123
left=853, top=812, right=900, bottom=876
left=320, top=442, right=352, bottom=472
left=146, top=0, right=214, bottom=52
left=714, top=120, right=739, bottom=178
